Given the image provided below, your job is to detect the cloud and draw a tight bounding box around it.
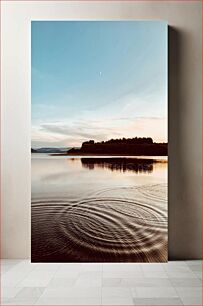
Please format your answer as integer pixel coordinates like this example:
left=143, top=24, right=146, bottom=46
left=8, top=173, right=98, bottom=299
left=41, top=123, right=109, bottom=141
left=32, top=116, right=167, bottom=148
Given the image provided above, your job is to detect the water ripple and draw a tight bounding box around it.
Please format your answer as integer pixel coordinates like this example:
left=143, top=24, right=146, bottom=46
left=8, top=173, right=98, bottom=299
left=32, top=184, right=167, bottom=262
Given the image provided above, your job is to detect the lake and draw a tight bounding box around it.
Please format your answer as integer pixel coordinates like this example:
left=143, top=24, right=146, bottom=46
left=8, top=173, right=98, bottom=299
left=31, top=154, right=168, bottom=262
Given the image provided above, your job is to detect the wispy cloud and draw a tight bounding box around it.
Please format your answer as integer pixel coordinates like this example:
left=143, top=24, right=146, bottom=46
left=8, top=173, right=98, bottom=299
left=32, top=116, right=167, bottom=148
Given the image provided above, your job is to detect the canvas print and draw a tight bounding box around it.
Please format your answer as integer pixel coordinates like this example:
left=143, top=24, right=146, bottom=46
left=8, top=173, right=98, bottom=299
left=31, top=21, right=168, bottom=262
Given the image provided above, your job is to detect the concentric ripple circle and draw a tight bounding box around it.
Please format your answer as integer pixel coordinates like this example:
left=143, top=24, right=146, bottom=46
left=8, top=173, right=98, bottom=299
left=32, top=184, right=167, bottom=262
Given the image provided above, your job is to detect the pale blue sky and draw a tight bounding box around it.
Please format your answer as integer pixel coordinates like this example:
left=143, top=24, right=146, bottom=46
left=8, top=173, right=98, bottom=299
left=31, top=21, right=167, bottom=148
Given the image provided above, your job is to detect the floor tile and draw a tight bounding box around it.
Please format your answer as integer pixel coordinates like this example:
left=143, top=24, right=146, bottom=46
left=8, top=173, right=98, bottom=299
left=2, top=265, right=15, bottom=274
left=180, top=296, right=202, bottom=305
left=133, top=297, right=183, bottom=305
left=164, top=265, right=192, bottom=272
left=143, top=271, right=169, bottom=278
left=170, top=277, right=202, bottom=287
left=81, top=263, right=102, bottom=272
left=2, top=296, right=39, bottom=305
left=103, top=263, right=142, bottom=273
left=75, top=276, right=102, bottom=287
left=175, top=287, right=202, bottom=298
left=1, top=259, right=202, bottom=306
left=186, top=260, right=202, bottom=266
left=164, top=261, right=187, bottom=266
left=78, top=271, right=102, bottom=279
left=167, top=271, right=197, bottom=279
left=135, top=286, right=178, bottom=298
left=103, top=270, right=144, bottom=278
left=31, top=263, right=60, bottom=272
left=2, top=287, right=22, bottom=299
left=124, top=277, right=172, bottom=287
left=54, top=267, right=80, bottom=278
left=47, top=277, right=76, bottom=288
left=15, top=287, right=45, bottom=298
left=189, top=264, right=202, bottom=272
left=17, top=271, right=56, bottom=287
left=141, top=264, right=165, bottom=272
left=102, top=297, right=134, bottom=305
left=57, top=263, right=83, bottom=272
left=1, top=259, right=26, bottom=266
left=41, top=286, right=101, bottom=298
left=102, top=286, right=132, bottom=298
left=1, top=299, right=10, bottom=305
left=35, top=297, right=102, bottom=305
left=2, top=262, right=35, bottom=287
left=194, top=271, right=202, bottom=279
left=74, top=271, right=102, bottom=287
left=102, top=278, right=122, bottom=287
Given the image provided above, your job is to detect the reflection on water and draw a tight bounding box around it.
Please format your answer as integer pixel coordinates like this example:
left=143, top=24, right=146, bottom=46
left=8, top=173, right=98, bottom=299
left=31, top=155, right=168, bottom=262
left=81, top=157, right=166, bottom=173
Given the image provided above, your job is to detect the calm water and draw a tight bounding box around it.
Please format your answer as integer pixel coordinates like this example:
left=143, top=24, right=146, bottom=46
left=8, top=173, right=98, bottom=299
left=31, top=154, right=168, bottom=262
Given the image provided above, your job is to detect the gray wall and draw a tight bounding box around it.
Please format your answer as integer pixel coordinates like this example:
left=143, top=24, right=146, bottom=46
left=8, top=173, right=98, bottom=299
left=1, top=1, right=202, bottom=259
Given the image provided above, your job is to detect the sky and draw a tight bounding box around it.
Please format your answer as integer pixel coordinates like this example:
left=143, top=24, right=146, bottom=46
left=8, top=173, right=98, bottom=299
left=31, top=21, right=167, bottom=148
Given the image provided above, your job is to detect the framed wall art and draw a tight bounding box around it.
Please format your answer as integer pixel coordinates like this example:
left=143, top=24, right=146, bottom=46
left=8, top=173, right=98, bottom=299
left=31, top=21, right=168, bottom=262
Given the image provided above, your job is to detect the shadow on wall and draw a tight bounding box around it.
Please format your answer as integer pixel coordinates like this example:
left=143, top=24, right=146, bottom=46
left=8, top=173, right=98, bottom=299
left=168, top=26, right=202, bottom=260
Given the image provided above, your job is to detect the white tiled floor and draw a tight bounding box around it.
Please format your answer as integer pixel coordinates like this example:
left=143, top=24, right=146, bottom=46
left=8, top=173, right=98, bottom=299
left=1, top=260, right=202, bottom=305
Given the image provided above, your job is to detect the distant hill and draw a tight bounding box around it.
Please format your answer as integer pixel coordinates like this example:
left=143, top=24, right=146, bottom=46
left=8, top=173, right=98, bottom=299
left=31, top=148, right=37, bottom=153
left=67, top=137, right=168, bottom=156
left=31, top=147, right=72, bottom=153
